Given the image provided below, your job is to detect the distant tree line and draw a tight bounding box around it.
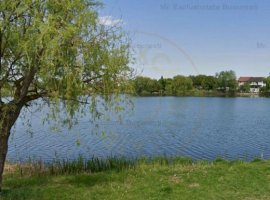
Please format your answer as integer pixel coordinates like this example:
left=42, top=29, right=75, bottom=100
left=132, top=70, right=270, bottom=96
left=132, top=70, right=237, bottom=96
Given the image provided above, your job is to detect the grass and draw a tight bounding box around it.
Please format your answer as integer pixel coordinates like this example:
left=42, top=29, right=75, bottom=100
left=1, top=157, right=270, bottom=200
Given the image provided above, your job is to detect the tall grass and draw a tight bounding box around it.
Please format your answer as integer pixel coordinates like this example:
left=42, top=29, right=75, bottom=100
left=7, top=156, right=261, bottom=177
left=6, top=156, right=196, bottom=176
left=7, top=156, right=136, bottom=176
left=48, top=156, right=137, bottom=175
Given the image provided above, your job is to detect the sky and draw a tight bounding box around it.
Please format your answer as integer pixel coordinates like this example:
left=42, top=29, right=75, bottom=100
left=99, top=0, right=270, bottom=79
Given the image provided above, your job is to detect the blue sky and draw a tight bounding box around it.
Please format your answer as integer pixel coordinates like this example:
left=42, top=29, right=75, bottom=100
left=100, top=0, right=270, bottom=78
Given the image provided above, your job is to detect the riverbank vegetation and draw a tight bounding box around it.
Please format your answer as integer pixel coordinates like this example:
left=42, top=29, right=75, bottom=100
left=1, top=157, right=270, bottom=199
left=132, top=70, right=270, bottom=97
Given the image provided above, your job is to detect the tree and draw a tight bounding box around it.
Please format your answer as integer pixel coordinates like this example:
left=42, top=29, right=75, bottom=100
left=164, top=78, right=173, bottom=95
left=189, top=75, right=204, bottom=89
left=0, top=0, right=131, bottom=191
left=265, top=77, right=270, bottom=90
left=216, top=70, right=237, bottom=91
left=171, top=75, right=193, bottom=95
left=133, top=76, right=160, bottom=96
left=239, top=82, right=251, bottom=93
left=205, top=76, right=218, bottom=90
left=158, top=76, right=166, bottom=95
left=134, top=76, right=150, bottom=95
left=189, top=75, right=218, bottom=90
left=261, top=77, right=270, bottom=95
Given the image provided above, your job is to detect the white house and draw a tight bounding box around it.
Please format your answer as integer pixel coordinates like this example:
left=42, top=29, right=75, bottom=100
left=238, top=77, right=266, bottom=93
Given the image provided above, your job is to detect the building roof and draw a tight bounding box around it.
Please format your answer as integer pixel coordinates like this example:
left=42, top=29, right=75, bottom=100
left=250, top=77, right=264, bottom=82
left=238, top=77, right=252, bottom=82
left=238, top=77, right=264, bottom=82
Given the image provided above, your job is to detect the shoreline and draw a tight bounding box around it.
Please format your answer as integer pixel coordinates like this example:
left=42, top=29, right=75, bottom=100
left=4, top=156, right=265, bottom=176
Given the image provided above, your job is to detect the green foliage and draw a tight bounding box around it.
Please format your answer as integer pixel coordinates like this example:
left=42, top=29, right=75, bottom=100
left=132, top=71, right=238, bottom=96
left=0, top=0, right=132, bottom=124
left=0, top=1, right=132, bottom=189
left=216, top=70, right=238, bottom=91
left=263, top=77, right=270, bottom=91
left=171, top=75, right=193, bottom=95
left=158, top=76, right=166, bottom=95
left=164, top=78, right=173, bottom=95
left=133, top=76, right=160, bottom=96
left=260, top=77, right=270, bottom=96
left=239, top=82, right=251, bottom=93
left=265, top=77, right=270, bottom=89
left=190, top=75, right=218, bottom=90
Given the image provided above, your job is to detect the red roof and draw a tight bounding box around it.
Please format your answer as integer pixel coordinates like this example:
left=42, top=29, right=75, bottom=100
left=238, top=77, right=252, bottom=82
left=238, top=77, right=265, bottom=82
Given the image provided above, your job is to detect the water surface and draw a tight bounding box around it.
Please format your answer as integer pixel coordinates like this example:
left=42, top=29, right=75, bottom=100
left=7, top=97, right=270, bottom=162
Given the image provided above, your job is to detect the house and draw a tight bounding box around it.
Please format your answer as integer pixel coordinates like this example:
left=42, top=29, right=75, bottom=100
left=238, top=77, right=266, bottom=93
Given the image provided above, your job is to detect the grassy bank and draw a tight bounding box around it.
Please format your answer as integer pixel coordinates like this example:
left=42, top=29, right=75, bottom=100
left=1, top=158, right=270, bottom=200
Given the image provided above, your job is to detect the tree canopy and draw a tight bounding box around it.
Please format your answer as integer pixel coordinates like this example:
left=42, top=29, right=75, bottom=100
left=0, top=0, right=131, bottom=191
left=0, top=0, right=132, bottom=121
left=132, top=71, right=240, bottom=96
left=216, top=70, right=237, bottom=91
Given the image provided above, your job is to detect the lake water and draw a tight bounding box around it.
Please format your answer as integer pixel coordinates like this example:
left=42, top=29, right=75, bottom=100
left=7, top=97, right=270, bottom=162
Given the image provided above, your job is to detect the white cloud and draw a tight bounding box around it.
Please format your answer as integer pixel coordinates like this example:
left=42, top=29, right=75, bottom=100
left=98, top=16, right=123, bottom=26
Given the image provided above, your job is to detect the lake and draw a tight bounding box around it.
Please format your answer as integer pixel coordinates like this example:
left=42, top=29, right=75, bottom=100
left=7, top=97, right=270, bottom=162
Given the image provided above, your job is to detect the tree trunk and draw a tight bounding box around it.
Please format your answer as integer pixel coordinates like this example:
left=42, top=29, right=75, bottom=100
left=0, top=104, right=22, bottom=192
left=0, top=134, right=8, bottom=192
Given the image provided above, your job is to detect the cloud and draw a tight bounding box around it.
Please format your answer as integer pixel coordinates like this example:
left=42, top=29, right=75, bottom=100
left=98, top=16, right=123, bottom=26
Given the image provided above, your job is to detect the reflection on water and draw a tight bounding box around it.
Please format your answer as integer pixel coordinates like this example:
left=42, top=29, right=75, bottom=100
left=7, top=97, right=270, bottom=162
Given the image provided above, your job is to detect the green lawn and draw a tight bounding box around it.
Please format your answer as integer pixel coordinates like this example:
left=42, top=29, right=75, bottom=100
left=1, top=159, right=270, bottom=200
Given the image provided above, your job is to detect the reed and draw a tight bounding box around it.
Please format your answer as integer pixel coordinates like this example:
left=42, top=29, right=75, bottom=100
left=6, top=156, right=263, bottom=177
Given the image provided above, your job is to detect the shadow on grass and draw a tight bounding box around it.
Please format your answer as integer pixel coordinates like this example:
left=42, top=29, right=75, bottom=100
left=0, top=172, right=118, bottom=199
left=0, top=175, right=50, bottom=199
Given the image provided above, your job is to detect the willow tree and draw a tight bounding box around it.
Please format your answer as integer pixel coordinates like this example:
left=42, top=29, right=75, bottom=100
left=0, top=0, right=131, bottom=191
